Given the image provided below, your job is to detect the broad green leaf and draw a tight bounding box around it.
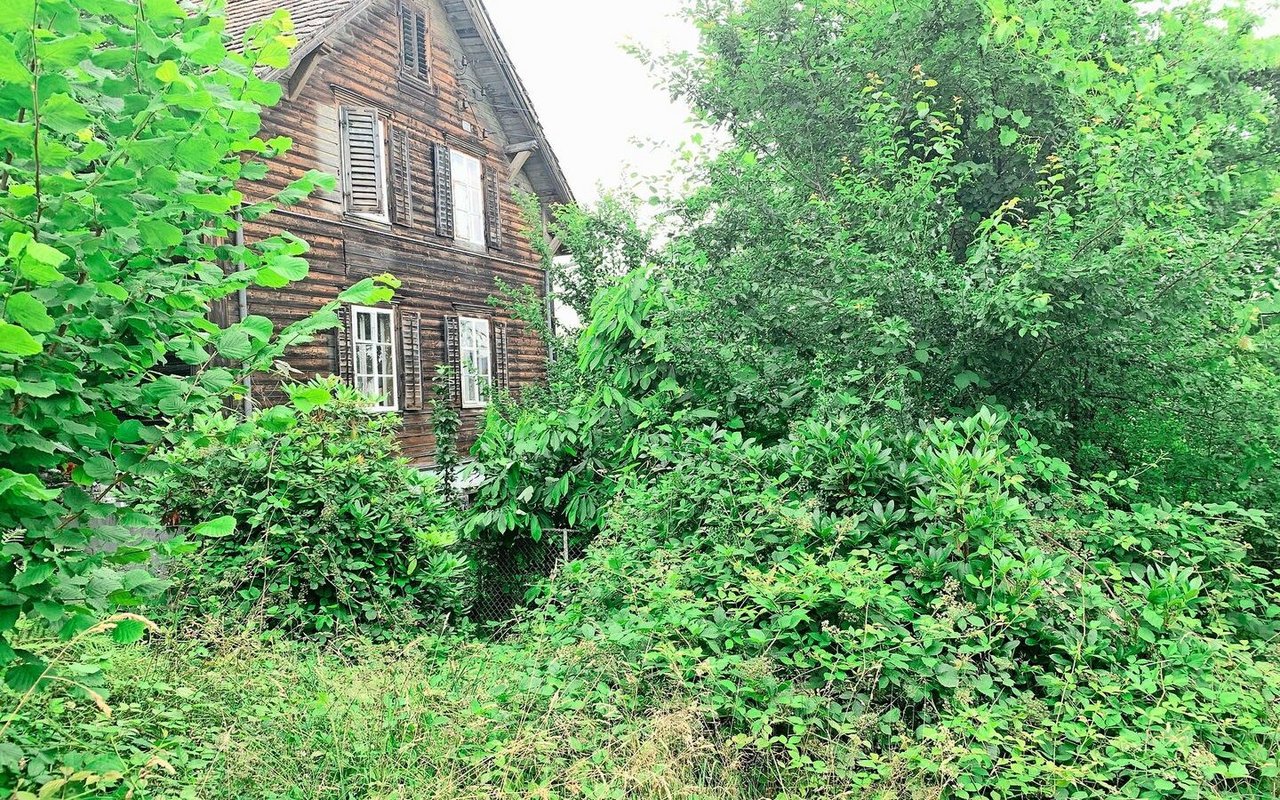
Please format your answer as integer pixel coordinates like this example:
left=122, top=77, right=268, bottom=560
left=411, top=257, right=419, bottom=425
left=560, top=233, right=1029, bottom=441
left=954, top=371, right=983, bottom=391
left=216, top=328, right=253, bottom=360
left=0, top=0, right=34, bottom=32
left=0, top=37, right=31, bottom=83
left=40, top=93, right=94, bottom=134
left=138, top=219, right=184, bottom=248
left=12, top=562, right=54, bottom=589
left=191, top=515, right=237, bottom=538
left=999, top=127, right=1019, bottom=146
left=5, top=292, right=55, bottom=333
left=4, top=660, right=47, bottom=693
left=111, top=618, right=148, bottom=644
left=155, top=60, right=181, bottom=83
left=288, top=385, right=332, bottom=413
left=0, top=322, right=41, bottom=356
left=259, top=405, right=296, bottom=432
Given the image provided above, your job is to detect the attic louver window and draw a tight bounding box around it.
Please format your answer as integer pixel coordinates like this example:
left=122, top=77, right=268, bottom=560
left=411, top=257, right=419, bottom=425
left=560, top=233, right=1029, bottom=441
left=340, top=107, right=387, bottom=220
left=400, top=3, right=430, bottom=84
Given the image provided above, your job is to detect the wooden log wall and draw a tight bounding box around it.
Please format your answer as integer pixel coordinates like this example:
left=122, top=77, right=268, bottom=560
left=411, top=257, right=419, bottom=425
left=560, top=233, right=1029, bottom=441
left=237, top=0, right=553, bottom=465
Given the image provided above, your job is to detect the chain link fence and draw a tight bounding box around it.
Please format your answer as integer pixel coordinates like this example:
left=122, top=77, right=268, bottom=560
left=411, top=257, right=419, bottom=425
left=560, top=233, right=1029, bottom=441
left=469, top=528, right=587, bottom=627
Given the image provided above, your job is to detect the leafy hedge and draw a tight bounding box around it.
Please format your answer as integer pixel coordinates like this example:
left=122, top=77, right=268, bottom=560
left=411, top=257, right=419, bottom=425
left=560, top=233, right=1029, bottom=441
left=512, top=411, right=1280, bottom=797
left=134, top=380, right=471, bottom=640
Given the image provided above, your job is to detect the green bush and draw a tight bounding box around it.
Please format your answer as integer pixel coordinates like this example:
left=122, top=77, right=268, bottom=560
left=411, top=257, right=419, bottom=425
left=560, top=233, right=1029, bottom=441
left=136, top=380, right=471, bottom=640
left=511, top=410, right=1280, bottom=798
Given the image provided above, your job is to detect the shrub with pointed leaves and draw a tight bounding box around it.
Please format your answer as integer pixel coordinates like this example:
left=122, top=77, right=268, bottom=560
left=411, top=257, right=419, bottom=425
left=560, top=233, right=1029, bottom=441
left=0, top=1, right=394, bottom=693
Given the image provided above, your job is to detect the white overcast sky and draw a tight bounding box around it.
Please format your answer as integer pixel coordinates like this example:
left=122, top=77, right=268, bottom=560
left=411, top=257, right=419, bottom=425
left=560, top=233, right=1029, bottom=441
left=485, top=0, right=700, bottom=205
left=487, top=0, right=1279, bottom=206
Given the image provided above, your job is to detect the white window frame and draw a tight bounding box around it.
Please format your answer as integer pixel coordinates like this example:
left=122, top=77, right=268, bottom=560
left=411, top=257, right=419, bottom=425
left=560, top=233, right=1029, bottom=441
left=350, top=305, right=399, bottom=412
left=450, top=150, right=486, bottom=248
left=459, top=316, right=493, bottom=409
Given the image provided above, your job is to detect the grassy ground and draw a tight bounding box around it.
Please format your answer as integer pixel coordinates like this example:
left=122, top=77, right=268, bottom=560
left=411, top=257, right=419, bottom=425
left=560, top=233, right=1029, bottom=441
left=7, top=619, right=755, bottom=800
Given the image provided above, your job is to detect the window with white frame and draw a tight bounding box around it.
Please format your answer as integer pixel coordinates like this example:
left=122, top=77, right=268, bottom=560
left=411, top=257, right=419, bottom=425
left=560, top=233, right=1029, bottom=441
left=450, top=150, right=485, bottom=247
left=459, top=316, right=492, bottom=408
left=351, top=306, right=398, bottom=411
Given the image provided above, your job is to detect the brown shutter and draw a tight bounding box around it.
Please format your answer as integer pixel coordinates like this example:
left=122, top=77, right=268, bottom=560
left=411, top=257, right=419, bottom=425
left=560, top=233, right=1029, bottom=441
left=340, top=107, right=385, bottom=217
left=493, top=321, right=509, bottom=392
left=484, top=170, right=503, bottom=251
left=399, top=4, right=415, bottom=72
left=401, top=310, right=423, bottom=411
left=415, top=12, right=429, bottom=81
left=443, top=315, right=462, bottom=406
left=390, top=127, right=413, bottom=226
left=336, top=305, right=353, bottom=383
left=433, top=144, right=454, bottom=239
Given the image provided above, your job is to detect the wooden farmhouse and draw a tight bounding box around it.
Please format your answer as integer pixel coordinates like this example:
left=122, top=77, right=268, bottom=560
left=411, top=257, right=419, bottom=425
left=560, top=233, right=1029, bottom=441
left=223, top=0, right=574, bottom=463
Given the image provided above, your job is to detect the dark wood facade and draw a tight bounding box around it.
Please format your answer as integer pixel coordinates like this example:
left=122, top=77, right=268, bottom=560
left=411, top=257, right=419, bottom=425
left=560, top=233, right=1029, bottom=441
left=227, top=0, right=573, bottom=464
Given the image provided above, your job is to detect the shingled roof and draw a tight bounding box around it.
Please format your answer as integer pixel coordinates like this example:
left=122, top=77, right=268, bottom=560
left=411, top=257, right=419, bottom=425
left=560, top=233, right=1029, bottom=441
left=223, top=0, right=574, bottom=207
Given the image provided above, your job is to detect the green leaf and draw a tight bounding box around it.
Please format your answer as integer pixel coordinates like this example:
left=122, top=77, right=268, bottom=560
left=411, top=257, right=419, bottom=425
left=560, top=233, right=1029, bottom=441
left=82, top=456, right=115, bottom=481
left=0, top=0, right=35, bottom=33
left=954, top=371, right=983, bottom=391
left=258, top=405, right=296, bottom=432
left=155, top=60, right=181, bottom=83
left=5, top=292, right=55, bottom=333
left=216, top=328, right=253, bottom=360
left=12, top=562, right=54, bottom=589
left=191, top=515, right=237, bottom=538
left=976, top=113, right=995, bottom=131
left=0, top=37, right=32, bottom=83
left=936, top=664, right=961, bottom=688
left=241, top=315, right=274, bottom=341
left=4, top=660, right=47, bottom=693
left=138, top=219, right=184, bottom=248
left=0, top=322, right=41, bottom=356
left=19, top=241, right=69, bottom=283
left=1010, top=109, right=1031, bottom=127
left=269, top=255, right=309, bottom=282
left=289, top=385, right=332, bottom=413
left=111, top=618, right=148, bottom=644
left=999, top=127, right=1019, bottom=147
left=40, top=93, right=93, bottom=134
left=915, top=101, right=930, bottom=118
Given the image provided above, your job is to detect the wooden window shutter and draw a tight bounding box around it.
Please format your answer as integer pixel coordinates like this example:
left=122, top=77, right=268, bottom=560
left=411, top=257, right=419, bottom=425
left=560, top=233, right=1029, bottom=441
left=433, top=144, right=455, bottom=239
left=400, top=310, right=424, bottom=411
left=443, top=315, right=462, bottom=405
left=399, top=5, right=415, bottom=72
left=484, top=170, right=503, bottom=251
left=390, top=127, right=413, bottom=226
left=414, top=12, right=429, bottom=82
left=340, top=107, right=385, bottom=217
left=336, top=305, right=353, bottom=383
left=493, top=321, right=509, bottom=391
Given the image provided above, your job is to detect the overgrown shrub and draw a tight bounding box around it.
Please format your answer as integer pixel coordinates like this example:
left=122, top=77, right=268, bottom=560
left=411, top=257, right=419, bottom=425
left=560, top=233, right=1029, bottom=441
left=135, top=380, right=471, bottom=640
left=510, top=410, right=1280, bottom=798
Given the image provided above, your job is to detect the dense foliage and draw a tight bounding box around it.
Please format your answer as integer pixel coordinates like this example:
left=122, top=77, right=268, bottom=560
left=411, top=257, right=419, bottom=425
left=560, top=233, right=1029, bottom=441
left=0, top=0, right=393, bottom=707
left=133, top=380, right=470, bottom=639
left=510, top=411, right=1280, bottom=797
left=5, top=0, right=1280, bottom=798
left=640, top=0, right=1280, bottom=509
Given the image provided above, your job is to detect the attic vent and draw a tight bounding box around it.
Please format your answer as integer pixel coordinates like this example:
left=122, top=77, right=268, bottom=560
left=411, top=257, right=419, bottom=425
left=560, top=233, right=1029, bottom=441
left=399, top=3, right=430, bottom=84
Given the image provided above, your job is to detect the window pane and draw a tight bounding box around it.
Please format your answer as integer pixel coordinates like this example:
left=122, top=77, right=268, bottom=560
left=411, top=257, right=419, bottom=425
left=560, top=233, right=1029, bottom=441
left=377, top=312, right=392, bottom=346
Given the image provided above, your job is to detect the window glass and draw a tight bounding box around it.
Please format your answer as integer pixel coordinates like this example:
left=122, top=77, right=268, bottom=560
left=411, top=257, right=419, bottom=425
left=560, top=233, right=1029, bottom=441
left=450, top=150, right=485, bottom=247
left=351, top=306, right=398, bottom=411
left=459, top=316, right=492, bottom=407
